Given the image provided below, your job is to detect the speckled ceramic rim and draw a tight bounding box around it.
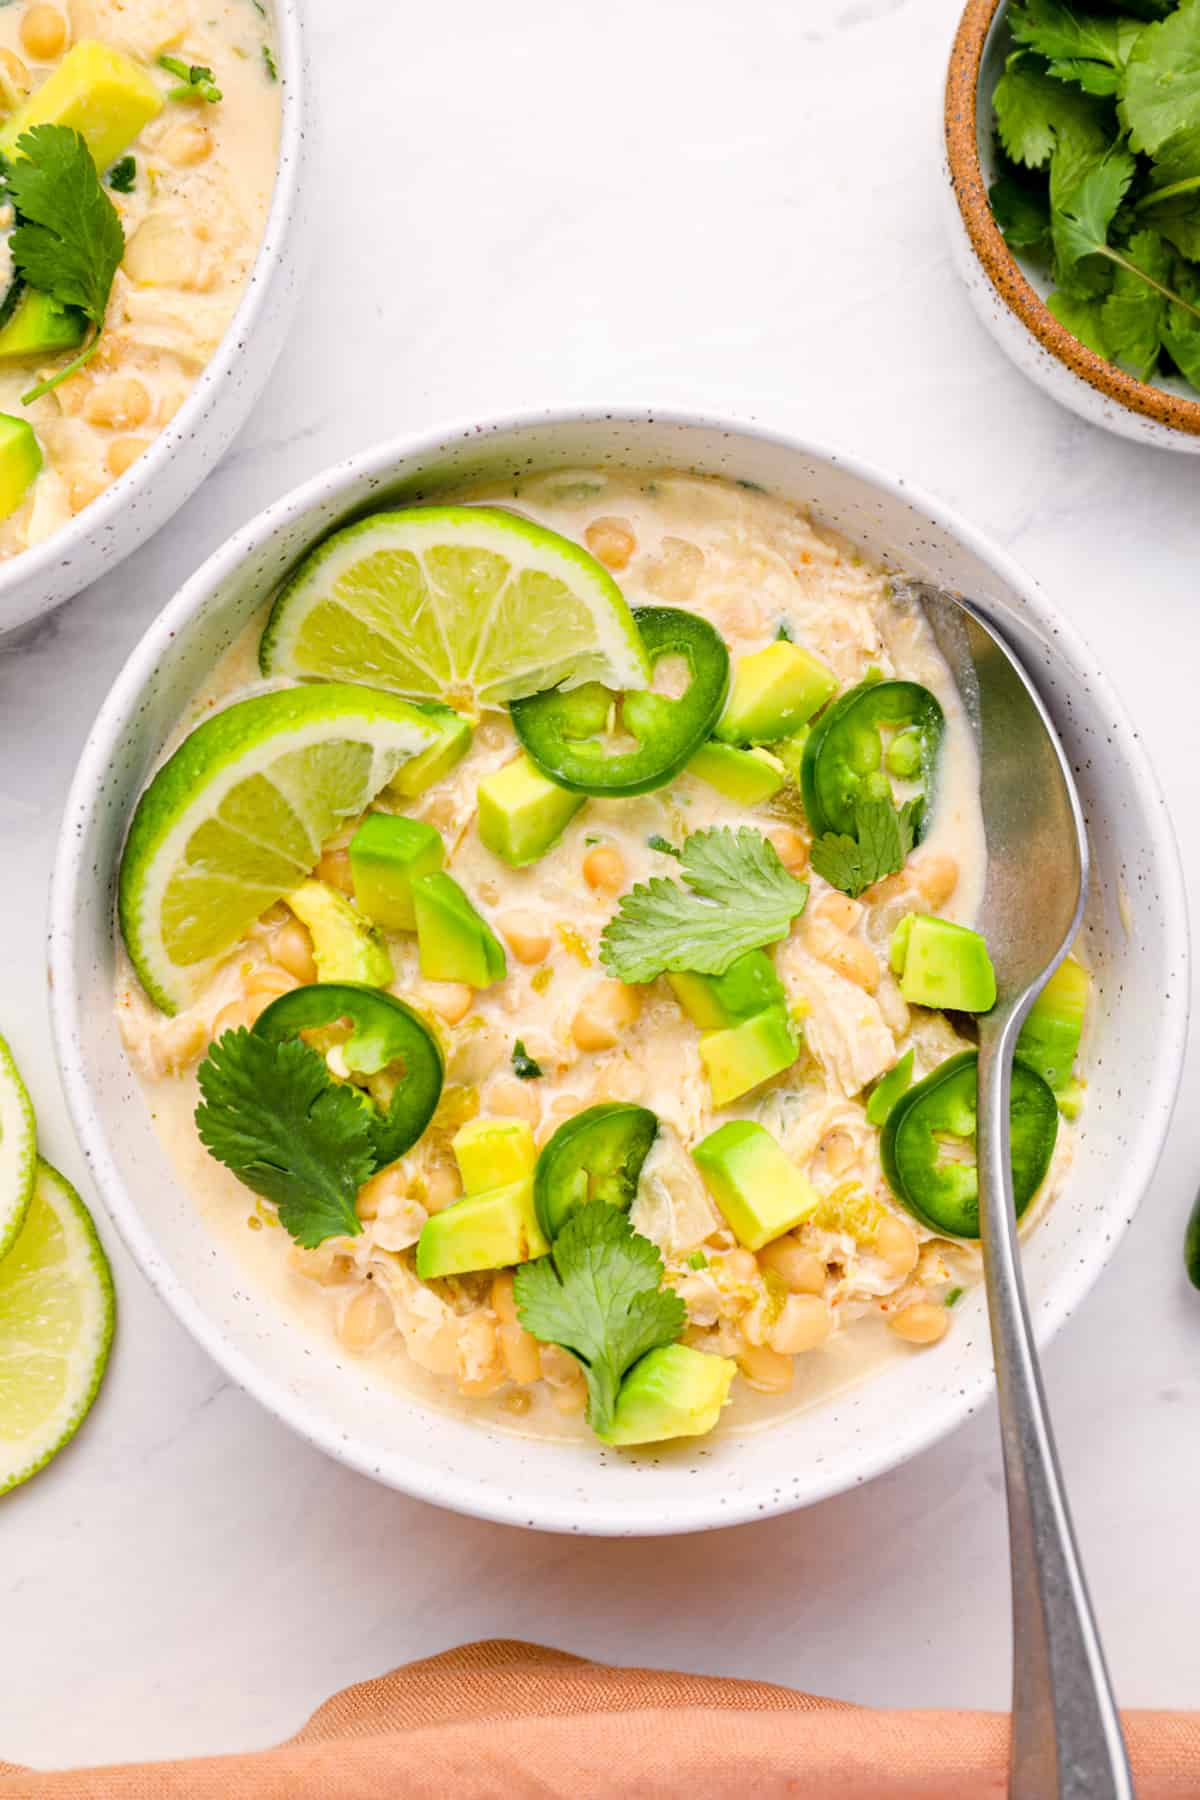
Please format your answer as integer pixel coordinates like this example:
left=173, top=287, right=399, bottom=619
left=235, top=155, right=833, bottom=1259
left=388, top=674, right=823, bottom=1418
left=48, top=408, right=1191, bottom=1536
left=946, top=0, right=1200, bottom=437
left=0, top=0, right=308, bottom=612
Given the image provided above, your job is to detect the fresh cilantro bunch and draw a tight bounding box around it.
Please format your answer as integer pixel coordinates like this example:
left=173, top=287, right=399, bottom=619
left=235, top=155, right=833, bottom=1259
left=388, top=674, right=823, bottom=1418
left=598, top=826, right=809, bottom=984
left=195, top=1029, right=375, bottom=1248
left=513, top=1202, right=686, bottom=1439
left=988, top=0, right=1200, bottom=388
left=810, top=795, right=920, bottom=899
left=4, top=125, right=126, bottom=403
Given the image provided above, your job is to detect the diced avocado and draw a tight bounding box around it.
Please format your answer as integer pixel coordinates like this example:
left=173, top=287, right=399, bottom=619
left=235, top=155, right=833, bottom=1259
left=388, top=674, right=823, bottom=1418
left=715, top=641, right=838, bottom=746
left=349, top=814, right=444, bottom=932
left=415, top=1176, right=549, bottom=1279
left=686, top=741, right=785, bottom=805
left=0, top=40, right=164, bottom=171
left=0, top=415, right=41, bottom=522
left=890, top=913, right=996, bottom=1012
left=698, top=1005, right=798, bottom=1106
left=477, top=753, right=584, bottom=867
left=865, top=1047, right=915, bottom=1127
left=0, top=291, right=86, bottom=362
left=668, top=950, right=785, bottom=1031
left=599, top=1344, right=737, bottom=1447
left=453, top=1117, right=537, bottom=1195
left=1017, top=955, right=1089, bottom=1095
left=692, top=1118, right=819, bottom=1250
left=385, top=702, right=472, bottom=799
left=412, top=871, right=506, bottom=988
left=286, top=880, right=394, bottom=987
left=773, top=725, right=811, bottom=782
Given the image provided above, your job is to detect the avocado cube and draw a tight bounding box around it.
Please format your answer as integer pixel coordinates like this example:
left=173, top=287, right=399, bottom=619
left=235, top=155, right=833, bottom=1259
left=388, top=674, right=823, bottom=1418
left=0, top=415, right=41, bottom=522
left=385, top=703, right=472, bottom=799
left=0, top=292, right=86, bottom=363
left=1017, top=955, right=1089, bottom=1094
left=890, top=913, right=996, bottom=1013
left=0, top=40, right=164, bottom=171
left=477, top=754, right=584, bottom=867
left=668, top=950, right=785, bottom=1031
left=697, top=1005, right=798, bottom=1106
left=349, top=814, right=444, bottom=932
left=286, top=880, right=394, bottom=987
left=453, top=1117, right=536, bottom=1196
left=715, top=641, right=838, bottom=746
left=415, top=1176, right=549, bottom=1279
left=686, top=741, right=785, bottom=805
left=692, top=1119, right=819, bottom=1250
left=412, top=871, right=506, bottom=988
left=599, top=1344, right=738, bottom=1446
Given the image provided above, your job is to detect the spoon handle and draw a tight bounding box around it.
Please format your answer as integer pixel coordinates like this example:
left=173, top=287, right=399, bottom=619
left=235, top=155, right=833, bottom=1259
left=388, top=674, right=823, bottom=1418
left=976, top=1026, right=1133, bottom=1799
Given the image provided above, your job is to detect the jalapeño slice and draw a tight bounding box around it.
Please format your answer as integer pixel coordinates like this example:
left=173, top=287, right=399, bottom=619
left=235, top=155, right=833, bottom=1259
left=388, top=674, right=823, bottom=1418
left=880, top=1050, right=1058, bottom=1239
left=510, top=606, right=729, bottom=797
left=801, top=678, right=944, bottom=839
left=533, top=1102, right=659, bottom=1240
left=254, top=982, right=443, bottom=1165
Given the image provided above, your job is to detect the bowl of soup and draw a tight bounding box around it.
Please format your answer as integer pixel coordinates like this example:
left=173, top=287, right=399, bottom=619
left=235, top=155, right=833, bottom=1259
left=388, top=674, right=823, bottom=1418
left=0, top=0, right=307, bottom=635
left=48, top=410, right=1188, bottom=1533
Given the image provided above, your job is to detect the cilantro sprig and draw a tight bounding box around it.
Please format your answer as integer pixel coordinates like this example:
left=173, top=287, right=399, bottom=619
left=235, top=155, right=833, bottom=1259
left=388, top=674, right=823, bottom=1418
left=810, top=796, right=920, bottom=899
left=513, top=1203, right=686, bottom=1438
left=599, top=826, right=809, bottom=984
left=987, top=0, right=1200, bottom=392
left=5, top=125, right=125, bottom=403
left=195, top=1029, right=374, bottom=1248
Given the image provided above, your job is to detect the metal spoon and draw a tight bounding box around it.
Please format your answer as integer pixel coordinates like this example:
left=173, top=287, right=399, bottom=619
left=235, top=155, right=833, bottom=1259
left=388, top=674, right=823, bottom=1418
left=907, top=581, right=1133, bottom=1799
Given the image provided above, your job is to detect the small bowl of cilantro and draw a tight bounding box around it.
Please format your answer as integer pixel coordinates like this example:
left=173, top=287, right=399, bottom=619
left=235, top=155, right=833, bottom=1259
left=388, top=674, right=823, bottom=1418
left=946, top=0, right=1200, bottom=450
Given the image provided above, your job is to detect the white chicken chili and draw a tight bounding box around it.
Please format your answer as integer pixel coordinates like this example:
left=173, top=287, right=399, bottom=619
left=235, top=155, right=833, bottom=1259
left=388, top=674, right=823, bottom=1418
left=115, top=469, right=1087, bottom=1450
left=0, top=0, right=280, bottom=553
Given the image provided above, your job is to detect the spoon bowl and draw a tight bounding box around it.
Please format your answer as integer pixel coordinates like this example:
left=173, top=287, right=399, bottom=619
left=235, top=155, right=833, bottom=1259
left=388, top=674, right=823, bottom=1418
left=914, top=580, right=1131, bottom=1799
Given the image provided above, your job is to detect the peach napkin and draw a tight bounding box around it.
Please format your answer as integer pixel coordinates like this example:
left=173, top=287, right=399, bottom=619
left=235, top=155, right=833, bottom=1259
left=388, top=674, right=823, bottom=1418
left=2, top=1638, right=1197, bottom=1797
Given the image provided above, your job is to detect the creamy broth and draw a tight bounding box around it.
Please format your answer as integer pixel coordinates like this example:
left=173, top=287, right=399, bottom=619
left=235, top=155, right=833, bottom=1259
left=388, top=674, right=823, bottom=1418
left=0, top=0, right=280, bottom=554
left=117, top=471, right=1077, bottom=1444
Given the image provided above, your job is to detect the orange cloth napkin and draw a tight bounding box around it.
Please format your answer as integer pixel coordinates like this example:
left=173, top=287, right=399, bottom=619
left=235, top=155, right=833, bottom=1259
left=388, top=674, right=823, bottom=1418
left=2, top=1638, right=1197, bottom=1797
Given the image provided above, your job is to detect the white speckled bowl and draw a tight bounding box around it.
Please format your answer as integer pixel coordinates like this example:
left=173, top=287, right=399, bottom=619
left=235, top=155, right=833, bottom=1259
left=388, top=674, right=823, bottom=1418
left=48, top=411, right=1189, bottom=1535
left=945, top=0, right=1200, bottom=452
left=0, top=0, right=310, bottom=637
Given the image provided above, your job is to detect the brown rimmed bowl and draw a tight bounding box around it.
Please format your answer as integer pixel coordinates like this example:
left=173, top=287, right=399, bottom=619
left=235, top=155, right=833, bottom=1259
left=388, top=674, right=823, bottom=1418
left=945, top=0, right=1200, bottom=453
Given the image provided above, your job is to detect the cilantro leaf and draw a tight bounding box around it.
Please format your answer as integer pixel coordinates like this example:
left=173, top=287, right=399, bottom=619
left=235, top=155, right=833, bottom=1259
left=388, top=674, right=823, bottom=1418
left=195, top=1029, right=372, bottom=1249
left=1047, top=287, right=1112, bottom=354
left=1120, top=0, right=1200, bottom=156
left=1010, top=0, right=1142, bottom=93
left=646, top=832, right=682, bottom=858
left=1050, top=141, right=1136, bottom=293
left=993, top=50, right=1110, bottom=169
left=7, top=125, right=125, bottom=402
left=511, top=1038, right=543, bottom=1080
left=1162, top=254, right=1200, bottom=383
left=810, top=797, right=919, bottom=900
left=1101, top=225, right=1172, bottom=373
left=513, top=1202, right=685, bottom=1438
left=599, top=826, right=809, bottom=983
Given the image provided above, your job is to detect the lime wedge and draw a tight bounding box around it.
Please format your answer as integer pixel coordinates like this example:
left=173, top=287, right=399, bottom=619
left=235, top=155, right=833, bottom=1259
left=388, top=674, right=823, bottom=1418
left=119, top=683, right=446, bottom=1013
left=259, top=506, right=651, bottom=708
left=0, top=1036, right=35, bottom=1263
left=0, top=1160, right=114, bottom=1498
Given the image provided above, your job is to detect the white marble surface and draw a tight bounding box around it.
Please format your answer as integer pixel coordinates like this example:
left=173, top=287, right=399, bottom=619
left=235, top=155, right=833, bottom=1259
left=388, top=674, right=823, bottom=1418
left=2, top=0, right=1198, bottom=1772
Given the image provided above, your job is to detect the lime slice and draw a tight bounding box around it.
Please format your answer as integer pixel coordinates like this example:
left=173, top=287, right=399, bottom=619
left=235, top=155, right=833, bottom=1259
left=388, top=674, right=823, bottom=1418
left=0, top=1160, right=114, bottom=1498
left=0, top=1036, right=35, bottom=1263
left=119, top=683, right=446, bottom=1013
left=259, top=506, right=651, bottom=708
